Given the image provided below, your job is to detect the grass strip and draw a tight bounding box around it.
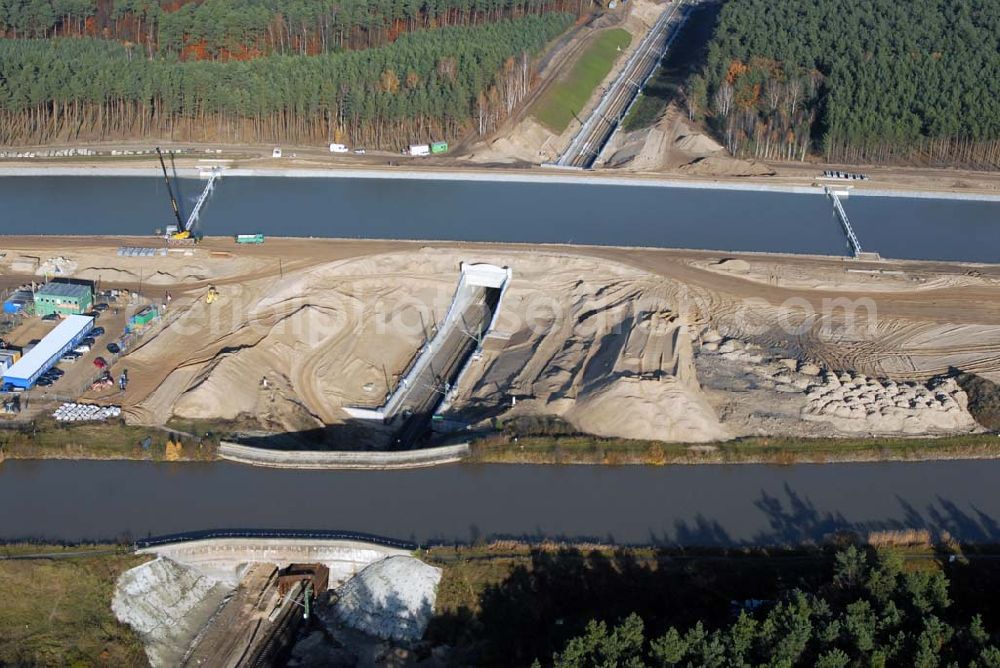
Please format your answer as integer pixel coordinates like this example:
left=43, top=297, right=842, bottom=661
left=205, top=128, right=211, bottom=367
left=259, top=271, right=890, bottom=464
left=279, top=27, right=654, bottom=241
left=467, top=432, right=1000, bottom=465
left=532, top=28, right=631, bottom=133
left=0, top=545, right=148, bottom=666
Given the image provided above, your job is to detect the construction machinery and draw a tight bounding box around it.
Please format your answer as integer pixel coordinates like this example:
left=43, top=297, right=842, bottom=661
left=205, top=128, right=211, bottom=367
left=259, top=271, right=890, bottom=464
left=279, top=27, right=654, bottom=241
left=155, top=147, right=224, bottom=244
left=155, top=147, right=194, bottom=242
left=205, top=286, right=219, bottom=304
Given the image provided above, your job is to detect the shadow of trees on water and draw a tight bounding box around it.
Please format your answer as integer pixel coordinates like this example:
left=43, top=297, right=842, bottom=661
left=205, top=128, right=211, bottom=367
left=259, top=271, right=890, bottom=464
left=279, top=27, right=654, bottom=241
left=654, top=483, right=1000, bottom=548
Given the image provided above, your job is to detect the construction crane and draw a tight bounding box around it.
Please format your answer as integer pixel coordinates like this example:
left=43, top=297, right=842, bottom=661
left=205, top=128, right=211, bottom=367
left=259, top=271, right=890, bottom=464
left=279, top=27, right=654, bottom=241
left=155, top=147, right=195, bottom=242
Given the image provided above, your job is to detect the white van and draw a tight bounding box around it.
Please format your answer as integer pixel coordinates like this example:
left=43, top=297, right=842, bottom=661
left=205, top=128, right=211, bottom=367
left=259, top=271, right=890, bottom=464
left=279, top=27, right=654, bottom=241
left=329, top=143, right=349, bottom=153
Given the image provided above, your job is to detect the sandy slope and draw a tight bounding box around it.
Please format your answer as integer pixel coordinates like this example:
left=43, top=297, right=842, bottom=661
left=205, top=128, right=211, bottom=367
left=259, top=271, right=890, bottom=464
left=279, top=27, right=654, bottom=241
left=4, top=237, right=1000, bottom=442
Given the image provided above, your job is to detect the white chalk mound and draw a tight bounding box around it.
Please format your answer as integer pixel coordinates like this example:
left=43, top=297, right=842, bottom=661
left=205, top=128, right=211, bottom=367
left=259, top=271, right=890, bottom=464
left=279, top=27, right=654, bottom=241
left=333, top=555, right=442, bottom=642
left=112, top=558, right=234, bottom=667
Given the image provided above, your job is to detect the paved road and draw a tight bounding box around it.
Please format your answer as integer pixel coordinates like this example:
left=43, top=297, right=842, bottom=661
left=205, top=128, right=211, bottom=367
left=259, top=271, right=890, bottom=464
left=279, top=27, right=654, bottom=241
left=557, top=0, right=689, bottom=168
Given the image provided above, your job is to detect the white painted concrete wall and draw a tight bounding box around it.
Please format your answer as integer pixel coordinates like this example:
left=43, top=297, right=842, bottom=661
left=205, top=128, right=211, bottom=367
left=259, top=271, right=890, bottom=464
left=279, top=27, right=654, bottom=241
left=137, top=538, right=410, bottom=586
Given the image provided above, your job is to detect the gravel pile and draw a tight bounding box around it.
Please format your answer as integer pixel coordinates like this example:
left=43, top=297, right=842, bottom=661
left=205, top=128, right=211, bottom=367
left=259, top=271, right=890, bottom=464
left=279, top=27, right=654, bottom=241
left=113, top=558, right=233, bottom=667
left=801, top=374, right=975, bottom=433
left=698, top=332, right=978, bottom=435
left=333, top=556, right=442, bottom=642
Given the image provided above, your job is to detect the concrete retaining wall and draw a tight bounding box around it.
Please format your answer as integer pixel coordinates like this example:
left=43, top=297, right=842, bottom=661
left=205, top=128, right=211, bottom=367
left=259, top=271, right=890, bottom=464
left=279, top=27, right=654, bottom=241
left=218, top=441, right=469, bottom=469
left=137, top=537, right=410, bottom=585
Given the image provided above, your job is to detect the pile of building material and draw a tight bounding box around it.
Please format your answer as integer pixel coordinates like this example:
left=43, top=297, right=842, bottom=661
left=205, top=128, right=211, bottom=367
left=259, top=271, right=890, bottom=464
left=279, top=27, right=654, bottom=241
left=52, top=402, right=121, bottom=422
left=697, top=332, right=980, bottom=435
left=117, top=247, right=167, bottom=257
left=332, top=555, right=442, bottom=642
left=113, top=557, right=235, bottom=668
left=0, top=148, right=97, bottom=158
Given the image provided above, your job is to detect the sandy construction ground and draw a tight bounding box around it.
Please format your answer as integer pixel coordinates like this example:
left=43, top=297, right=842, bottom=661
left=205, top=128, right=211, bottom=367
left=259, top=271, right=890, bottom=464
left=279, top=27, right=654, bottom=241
left=3, top=236, right=1000, bottom=444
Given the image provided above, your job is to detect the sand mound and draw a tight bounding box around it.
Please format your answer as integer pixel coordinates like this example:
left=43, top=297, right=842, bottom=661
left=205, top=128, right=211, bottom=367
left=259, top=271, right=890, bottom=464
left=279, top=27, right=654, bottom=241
left=113, top=558, right=234, bottom=668
left=125, top=250, right=464, bottom=434
left=123, top=248, right=734, bottom=444
left=679, top=156, right=776, bottom=177
left=712, top=258, right=751, bottom=274
left=675, top=133, right=723, bottom=156
left=450, top=274, right=729, bottom=442
left=605, top=127, right=668, bottom=171
left=567, top=376, right=730, bottom=442
left=467, top=116, right=560, bottom=164
left=333, top=556, right=442, bottom=642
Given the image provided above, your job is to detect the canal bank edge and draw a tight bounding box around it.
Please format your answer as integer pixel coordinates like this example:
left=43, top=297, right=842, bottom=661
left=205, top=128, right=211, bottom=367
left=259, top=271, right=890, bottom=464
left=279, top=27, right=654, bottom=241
left=464, top=432, right=1000, bottom=466
left=4, top=424, right=1000, bottom=468
left=2, top=165, right=1000, bottom=202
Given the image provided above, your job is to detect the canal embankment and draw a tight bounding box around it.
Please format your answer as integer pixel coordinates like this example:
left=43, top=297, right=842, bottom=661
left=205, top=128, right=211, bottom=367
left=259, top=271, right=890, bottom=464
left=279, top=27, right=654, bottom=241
left=3, top=164, right=1000, bottom=202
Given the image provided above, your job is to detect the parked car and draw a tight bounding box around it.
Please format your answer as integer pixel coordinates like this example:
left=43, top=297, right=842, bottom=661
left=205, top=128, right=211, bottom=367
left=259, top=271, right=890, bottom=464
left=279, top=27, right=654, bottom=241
left=81, top=337, right=96, bottom=346
left=74, top=344, right=91, bottom=353
left=41, top=313, right=59, bottom=321
left=90, top=327, right=105, bottom=337
left=35, top=377, right=53, bottom=387
left=354, top=148, right=366, bottom=155
left=94, top=303, right=110, bottom=312
left=106, top=342, right=121, bottom=354
left=46, top=368, right=64, bottom=378
left=93, top=356, right=108, bottom=369
left=85, top=311, right=100, bottom=320
left=60, top=353, right=79, bottom=362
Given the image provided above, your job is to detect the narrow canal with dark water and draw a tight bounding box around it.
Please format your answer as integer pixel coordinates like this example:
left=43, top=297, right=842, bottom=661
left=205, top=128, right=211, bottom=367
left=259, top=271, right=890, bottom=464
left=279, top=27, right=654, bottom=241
left=1, top=459, right=998, bottom=546
left=1, top=175, right=997, bottom=262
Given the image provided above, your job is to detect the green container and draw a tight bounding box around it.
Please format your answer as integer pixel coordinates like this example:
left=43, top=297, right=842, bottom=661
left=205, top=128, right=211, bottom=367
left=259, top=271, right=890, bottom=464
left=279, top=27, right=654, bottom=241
left=131, top=305, right=158, bottom=327
left=430, top=141, right=448, bottom=154
left=235, top=233, right=265, bottom=244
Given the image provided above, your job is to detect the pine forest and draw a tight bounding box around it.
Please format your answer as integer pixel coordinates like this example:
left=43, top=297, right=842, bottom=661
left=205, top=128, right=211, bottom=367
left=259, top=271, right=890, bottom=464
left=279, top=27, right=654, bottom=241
left=691, top=0, right=1000, bottom=168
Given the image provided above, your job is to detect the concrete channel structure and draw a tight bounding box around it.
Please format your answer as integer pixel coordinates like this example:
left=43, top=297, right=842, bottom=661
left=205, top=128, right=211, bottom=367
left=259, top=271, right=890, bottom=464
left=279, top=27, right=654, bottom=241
left=557, top=0, right=688, bottom=168
left=2, top=314, right=93, bottom=388
left=345, top=262, right=511, bottom=445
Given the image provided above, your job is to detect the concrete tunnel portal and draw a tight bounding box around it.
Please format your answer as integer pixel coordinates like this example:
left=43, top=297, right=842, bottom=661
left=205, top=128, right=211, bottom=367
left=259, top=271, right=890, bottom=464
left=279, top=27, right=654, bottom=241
left=344, top=262, right=512, bottom=447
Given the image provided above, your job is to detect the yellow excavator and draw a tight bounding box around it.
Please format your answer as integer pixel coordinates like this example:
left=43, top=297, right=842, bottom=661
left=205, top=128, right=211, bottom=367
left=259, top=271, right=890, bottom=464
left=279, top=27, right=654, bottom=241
left=156, top=147, right=195, bottom=242
left=205, top=286, right=219, bottom=304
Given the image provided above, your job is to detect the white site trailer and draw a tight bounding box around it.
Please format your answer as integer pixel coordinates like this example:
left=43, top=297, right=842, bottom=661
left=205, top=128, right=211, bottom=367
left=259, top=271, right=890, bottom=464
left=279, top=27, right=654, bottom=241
left=2, top=314, right=94, bottom=389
